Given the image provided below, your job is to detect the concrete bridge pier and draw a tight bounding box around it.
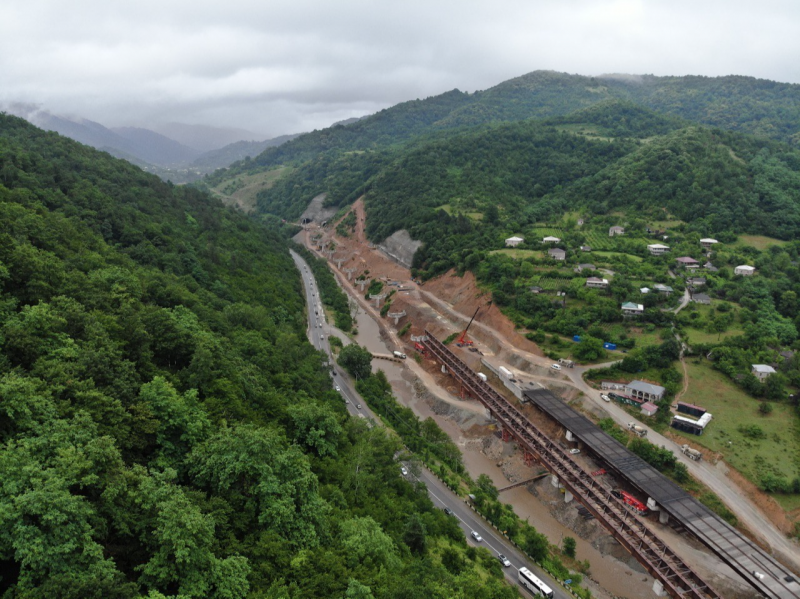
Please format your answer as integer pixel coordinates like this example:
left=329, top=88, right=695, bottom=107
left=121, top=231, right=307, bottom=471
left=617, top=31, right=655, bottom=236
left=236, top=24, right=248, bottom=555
left=564, top=489, right=574, bottom=503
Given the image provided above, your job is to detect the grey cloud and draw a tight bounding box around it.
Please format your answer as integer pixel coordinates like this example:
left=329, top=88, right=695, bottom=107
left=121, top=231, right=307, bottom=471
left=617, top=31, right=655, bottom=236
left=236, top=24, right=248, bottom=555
left=1, top=0, right=799, bottom=138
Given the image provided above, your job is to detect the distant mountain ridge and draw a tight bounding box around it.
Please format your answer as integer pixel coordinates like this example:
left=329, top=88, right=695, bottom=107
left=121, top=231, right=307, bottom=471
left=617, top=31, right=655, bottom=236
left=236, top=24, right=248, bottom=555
left=1, top=104, right=300, bottom=182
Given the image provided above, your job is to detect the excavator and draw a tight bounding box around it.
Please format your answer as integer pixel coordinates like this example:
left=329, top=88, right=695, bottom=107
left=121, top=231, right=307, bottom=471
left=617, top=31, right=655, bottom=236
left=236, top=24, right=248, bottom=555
left=455, top=307, right=480, bottom=347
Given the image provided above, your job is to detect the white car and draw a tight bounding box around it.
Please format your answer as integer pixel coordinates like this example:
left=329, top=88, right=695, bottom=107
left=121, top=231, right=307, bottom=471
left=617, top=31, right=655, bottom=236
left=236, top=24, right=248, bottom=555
left=569, top=448, right=581, bottom=455
left=550, top=363, right=562, bottom=371
left=335, top=385, right=340, bottom=391
left=470, top=531, right=483, bottom=542
left=401, top=466, right=408, bottom=476
left=498, top=554, right=511, bottom=567
left=600, top=394, right=610, bottom=402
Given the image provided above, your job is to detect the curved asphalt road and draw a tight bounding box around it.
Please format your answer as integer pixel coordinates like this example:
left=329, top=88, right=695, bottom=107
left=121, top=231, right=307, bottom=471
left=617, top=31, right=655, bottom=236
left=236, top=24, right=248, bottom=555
left=290, top=249, right=570, bottom=599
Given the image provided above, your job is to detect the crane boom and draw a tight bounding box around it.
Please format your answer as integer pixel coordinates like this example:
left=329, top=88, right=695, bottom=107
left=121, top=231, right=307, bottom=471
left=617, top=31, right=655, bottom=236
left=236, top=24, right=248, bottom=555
left=456, top=307, right=480, bottom=346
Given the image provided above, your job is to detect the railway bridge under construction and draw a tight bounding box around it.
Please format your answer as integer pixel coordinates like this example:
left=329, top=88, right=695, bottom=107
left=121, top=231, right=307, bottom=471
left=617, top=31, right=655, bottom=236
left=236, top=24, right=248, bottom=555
left=421, top=330, right=799, bottom=599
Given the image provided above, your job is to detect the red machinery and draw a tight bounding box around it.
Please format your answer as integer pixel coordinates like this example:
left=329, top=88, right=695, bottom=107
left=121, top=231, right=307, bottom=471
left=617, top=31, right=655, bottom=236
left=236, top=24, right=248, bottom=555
left=611, top=489, right=649, bottom=515
left=456, top=307, right=480, bottom=347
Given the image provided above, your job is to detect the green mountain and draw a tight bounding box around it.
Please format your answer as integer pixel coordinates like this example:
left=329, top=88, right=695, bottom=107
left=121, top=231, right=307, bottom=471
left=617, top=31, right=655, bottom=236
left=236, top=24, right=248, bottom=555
left=253, top=100, right=800, bottom=279
left=204, top=70, right=800, bottom=195
left=0, top=115, right=517, bottom=598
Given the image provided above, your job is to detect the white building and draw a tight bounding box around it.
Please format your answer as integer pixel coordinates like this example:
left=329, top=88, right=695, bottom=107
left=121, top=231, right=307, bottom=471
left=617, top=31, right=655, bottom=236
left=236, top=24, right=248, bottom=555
left=542, top=236, right=561, bottom=244
left=700, top=238, right=719, bottom=249
left=505, top=236, right=524, bottom=247
left=609, top=226, right=625, bottom=237
left=647, top=243, right=670, bottom=255
left=751, top=364, right=776, bottom=380
left=735, top=265, right=756, bottom=276
left=548, top=248, right=566, bottom=261
left=621, top=302, right=644, bottom=316
left=626, top=380, right=666, bottom=401
left=585, top=277, right=609, bottom=289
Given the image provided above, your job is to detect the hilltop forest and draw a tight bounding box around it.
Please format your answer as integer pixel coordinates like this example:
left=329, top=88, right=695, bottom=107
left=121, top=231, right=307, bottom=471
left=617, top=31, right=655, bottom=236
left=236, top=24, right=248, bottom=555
left=0, top=114, right=519, bottom=599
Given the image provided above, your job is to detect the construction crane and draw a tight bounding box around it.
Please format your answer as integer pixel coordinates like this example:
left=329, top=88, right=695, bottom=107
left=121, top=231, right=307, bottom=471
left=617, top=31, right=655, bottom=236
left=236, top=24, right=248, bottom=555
left=456, top=307, right=480, bottom=347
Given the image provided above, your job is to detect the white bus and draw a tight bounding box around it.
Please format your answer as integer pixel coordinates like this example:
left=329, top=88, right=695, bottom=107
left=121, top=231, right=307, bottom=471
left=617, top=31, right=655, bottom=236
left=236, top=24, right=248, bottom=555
left=518, top=567, right=554, bottom=598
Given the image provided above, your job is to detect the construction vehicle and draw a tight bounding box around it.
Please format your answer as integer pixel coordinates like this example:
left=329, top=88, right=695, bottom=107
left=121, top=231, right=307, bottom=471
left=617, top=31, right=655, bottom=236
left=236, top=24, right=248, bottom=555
left=414, top=341, right=426, bottom=354
left=680, top=444, right=702, bottom=461
left=627, top=422, right=648, bottom=437
left=611, top=489, right=650, bottom=516
left=393, top=351, right=407, bottom=359
left=455, top=307, right=480, bottom=347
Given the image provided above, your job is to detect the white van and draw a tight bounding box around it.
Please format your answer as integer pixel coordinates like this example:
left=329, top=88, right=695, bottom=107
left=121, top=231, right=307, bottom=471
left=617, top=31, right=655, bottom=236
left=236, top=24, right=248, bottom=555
left=550, top=363, right=562, bottom=371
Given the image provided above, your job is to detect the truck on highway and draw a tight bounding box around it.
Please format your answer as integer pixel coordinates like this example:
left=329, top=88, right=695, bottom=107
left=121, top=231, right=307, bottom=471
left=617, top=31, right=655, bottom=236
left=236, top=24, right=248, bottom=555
left=498, top=366, right=513, bottom=379
left=680, top=444, right=702, bottom=461
left=393, top=351, right=407, bottom=359
left=627, top=422, right=648, bottom=437
left=477, top=372, right=488, bottom=382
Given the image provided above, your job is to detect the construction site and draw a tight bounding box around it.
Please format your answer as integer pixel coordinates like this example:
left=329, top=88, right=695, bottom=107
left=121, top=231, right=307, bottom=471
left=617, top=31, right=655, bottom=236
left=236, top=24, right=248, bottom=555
left=297, top=198, right=800, bottom=599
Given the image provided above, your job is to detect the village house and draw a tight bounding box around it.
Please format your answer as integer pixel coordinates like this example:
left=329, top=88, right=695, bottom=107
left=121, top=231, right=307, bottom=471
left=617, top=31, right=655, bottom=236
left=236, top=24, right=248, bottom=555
left=686, top=277, right=706, bottom=287
left=548, top=248, right=566, bottom=261
left=735, top=265, right=756, bottom=276
left=640, top=287, right=651, bottom=294
left=529, top=285, right=543, bottom=294
left=542, top=235, right=561, bottom=244
left=675, top=256, right=699, bottom=268
left=505, top=236, right=524, bottom=247
left=653, top=283, right=673, bottom=295
left=609, top=226, right=625, bottom=237
left=585, top=277, right=609, bottom=289
left=691, top=293, right=711, bottom=305
left=574, top=263, right=596, bottom=273
left=647, top=243, right=670, bottom=255
left=621, top=302, right=644, bottom=317
left=751, top=364, right=776, bottom=380
left=704, top=262, right=719, bottom=272
left=700, top=238, right=719, bottom=250
left=626, top=380, right=666, bottom=402
left=580, top=245, right=592, bottom=252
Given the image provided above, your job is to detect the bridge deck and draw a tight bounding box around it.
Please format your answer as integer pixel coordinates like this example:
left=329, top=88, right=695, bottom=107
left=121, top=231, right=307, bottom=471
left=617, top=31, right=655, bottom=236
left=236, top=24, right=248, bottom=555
left=524, top=387, right=800, bottom=599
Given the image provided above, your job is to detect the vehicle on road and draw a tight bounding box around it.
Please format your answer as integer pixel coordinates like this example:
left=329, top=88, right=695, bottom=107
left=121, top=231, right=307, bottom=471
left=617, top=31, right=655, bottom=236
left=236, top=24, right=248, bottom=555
left=627, top=422, right=647, bottom=437
left=393, top=350, right=407, bottom=359
left=401, top=466, right=408, bottom=476
left=550, top=363, right=561, bottom=371
left=518, top=567, right=554, bottom=598
left=600, top=393, right=610, bottom=402
left=470, top=531, right=482, bottom=542
left=320, top=334, right=325, bottom=340
left=569, top=448, right=581, bottom=455
left=356, top=404, right=362, bottom=409
left=498, top=554, right=511, bottom=567
left=334, top=385, right=340, bottom=391
left=443, top=507, right=453, bottom=516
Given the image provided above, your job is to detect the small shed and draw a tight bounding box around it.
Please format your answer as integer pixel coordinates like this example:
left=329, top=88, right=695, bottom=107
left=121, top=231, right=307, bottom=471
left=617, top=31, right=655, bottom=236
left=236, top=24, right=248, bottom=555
left=640, top=401, right=659, bottom=416
left=735, top=265, right=756, bottom=276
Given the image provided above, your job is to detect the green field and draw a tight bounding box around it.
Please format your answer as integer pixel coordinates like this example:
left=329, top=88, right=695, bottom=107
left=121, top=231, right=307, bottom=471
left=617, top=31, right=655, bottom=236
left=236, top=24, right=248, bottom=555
left=530, top=226, right=563, bottom=239
left=677, top=362, right=800, bottom=502
left=210, top=166, right=290, bottom=212
left=489, top=249, right=543, bottom=260
left=736, top=235, right=787, bottom=250
left=534, top=277, right=570, bottom=290
left=592, top=250, right=643, bottom=262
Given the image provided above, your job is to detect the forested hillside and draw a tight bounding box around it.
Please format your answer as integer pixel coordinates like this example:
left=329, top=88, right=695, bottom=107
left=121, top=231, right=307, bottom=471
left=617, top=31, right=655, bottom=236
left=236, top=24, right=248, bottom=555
left=0, top=115, right=518, bottom=599
left=204, top=70, right=800, bottom=198
left=253, top=101, right=800, bottom=280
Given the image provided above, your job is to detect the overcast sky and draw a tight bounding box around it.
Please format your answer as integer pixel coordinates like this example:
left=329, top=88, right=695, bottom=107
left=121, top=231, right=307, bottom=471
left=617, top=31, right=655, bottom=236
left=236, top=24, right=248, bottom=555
left=2, top=0, right=798, bottom=139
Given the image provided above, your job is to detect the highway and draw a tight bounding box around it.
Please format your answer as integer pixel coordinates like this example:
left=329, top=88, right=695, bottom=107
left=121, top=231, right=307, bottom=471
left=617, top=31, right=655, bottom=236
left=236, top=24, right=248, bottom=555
left=289, top=249, right=569, bottom=599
